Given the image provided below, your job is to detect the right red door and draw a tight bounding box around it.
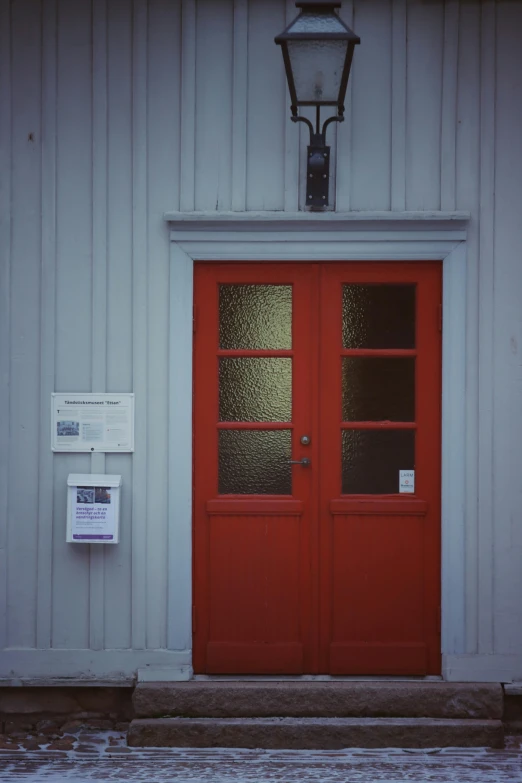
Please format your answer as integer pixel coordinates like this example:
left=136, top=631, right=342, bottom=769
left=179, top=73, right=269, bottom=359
left=319, top=263, right=441, bottom=675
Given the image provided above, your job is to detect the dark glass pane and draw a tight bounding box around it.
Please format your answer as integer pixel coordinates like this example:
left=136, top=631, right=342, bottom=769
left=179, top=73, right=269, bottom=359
left=219, top=358, right=291, bottom=422
left=342, top=430, right=415, bottom=494
left=220, top=285, right=292, bottom=349
left=219, top=430, right=292, bottom=495
left=342, top=358, right=415, bottom=421
left=342, top=285, right=416, bottom=349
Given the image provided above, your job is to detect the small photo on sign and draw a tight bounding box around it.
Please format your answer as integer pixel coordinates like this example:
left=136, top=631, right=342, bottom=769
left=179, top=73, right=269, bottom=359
left=57, top=420, right=79, bottom=437
left=77, top=487, right=95, bottom=504
left=95, top=487, right=111, bottom=504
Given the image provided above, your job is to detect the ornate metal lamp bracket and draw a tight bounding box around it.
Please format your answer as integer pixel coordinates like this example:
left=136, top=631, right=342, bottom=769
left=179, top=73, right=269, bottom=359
left=292, top=106, right=345, bottom=209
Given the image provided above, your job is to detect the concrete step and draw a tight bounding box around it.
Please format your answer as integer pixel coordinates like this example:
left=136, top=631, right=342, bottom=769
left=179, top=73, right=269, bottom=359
left=133, top=681, right=503, bottom=720
left=127, top=716, right=504, bottom=749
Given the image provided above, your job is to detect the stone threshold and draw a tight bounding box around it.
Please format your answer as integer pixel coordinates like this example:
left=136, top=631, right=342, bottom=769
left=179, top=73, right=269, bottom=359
left=133, top=681, right=504, bottom=721
left=128, top=716, right=504, bottom=750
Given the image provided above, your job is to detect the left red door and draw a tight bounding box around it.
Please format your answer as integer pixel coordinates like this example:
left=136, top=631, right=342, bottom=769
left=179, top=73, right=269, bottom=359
left=193, top=264, right=318, bottom=674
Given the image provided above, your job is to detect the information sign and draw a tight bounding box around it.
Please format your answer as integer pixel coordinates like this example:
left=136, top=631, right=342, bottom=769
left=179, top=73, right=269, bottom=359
left=52, top=393, right=134, bottom=452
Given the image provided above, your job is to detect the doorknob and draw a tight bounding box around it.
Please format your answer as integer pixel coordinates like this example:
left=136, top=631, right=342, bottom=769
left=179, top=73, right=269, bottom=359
left=289, top=458, right=311, bottom=467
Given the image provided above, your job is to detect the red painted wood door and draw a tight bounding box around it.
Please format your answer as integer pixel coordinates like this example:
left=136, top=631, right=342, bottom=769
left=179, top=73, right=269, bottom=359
left=193, top=262, right=441, bottom=675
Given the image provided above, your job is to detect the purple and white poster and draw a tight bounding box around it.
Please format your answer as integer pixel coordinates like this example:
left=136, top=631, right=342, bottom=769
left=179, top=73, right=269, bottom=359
left=72, top=485, right=116, bottom=541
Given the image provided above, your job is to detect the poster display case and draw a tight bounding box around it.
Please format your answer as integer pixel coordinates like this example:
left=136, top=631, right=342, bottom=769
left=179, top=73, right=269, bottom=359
left=66, top=474, right=122, bottom=544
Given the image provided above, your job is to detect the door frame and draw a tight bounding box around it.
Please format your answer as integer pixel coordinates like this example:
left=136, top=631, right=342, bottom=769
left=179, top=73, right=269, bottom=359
left=164, top=211, right=470, bottom=681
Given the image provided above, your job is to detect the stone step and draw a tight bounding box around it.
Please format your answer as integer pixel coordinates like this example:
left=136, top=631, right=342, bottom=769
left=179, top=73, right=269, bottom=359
left=132, top=681, right=503, bottom=720
left=127, top=716, right=504, bottom=749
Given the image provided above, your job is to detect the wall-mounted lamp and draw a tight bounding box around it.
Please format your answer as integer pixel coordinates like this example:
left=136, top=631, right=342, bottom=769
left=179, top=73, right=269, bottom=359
left=275, top=0, right=360, bottom=209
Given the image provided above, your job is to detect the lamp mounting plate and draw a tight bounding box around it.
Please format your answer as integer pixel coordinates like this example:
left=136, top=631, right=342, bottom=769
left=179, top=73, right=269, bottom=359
left=306, top=141, right=330, bottom=208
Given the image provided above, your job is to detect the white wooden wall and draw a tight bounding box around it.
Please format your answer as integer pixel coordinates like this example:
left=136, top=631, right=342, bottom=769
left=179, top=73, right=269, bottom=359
left=0, top=0, right=521, bottom=682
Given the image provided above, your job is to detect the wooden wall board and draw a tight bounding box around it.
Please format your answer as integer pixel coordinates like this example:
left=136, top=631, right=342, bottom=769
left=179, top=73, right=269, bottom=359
left=0, top=0, right=12, bottom=653
left=104, top=0, right=134, bottom=651
left=492, top=0, right=522, bottom=657
left=8, top=0, right=43, bottom=649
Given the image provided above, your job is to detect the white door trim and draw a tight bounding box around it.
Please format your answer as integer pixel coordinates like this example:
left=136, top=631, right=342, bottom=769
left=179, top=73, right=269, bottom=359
left=165, top=210, right=470, bottom=681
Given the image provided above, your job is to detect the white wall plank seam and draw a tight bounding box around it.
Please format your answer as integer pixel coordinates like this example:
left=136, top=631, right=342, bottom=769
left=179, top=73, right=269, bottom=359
left=491, top=0, right=522, bottom=659
left=283, top=0, right=299, bottom=212
left=391, top=0, right=406, bottom=210
left=180, top=0, right=196, bottom=211
left=406, top=0, right=446, bottom=210
left=349, top=0, right=392, bottom=211
left=90, top=0, right=109, bottom=652
left=36, top=0, right=57, bottom=650
left=441, top=0, right=459, bottom=212
left=457, top=0, right=481, bottom=654
left=144, top=0, right=180, bottom=650
left=231, top=0, right=248, bottom=212
left=0, top=0, right=12, bottom=651
left=104, top=0, right=133, bottom=650
left=477, top=0, right=496, bottom=655
left=52, top=0, right=92, bottom=651
left=441, top=241, right=467, bottom=654
left=167, top=243, right=193, bottom=652
left=131, top=0, right=149, bottom=650
left=335, top=0, right=354, bottom=212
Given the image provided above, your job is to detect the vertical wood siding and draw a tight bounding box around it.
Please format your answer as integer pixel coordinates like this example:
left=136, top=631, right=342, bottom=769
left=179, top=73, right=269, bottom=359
left=492, top=0, right=522, bottom=656
left=8, top=0, right=42, bottom=649
left=105, top=0, right=133, bottom=651
left=0, top=0, right=12, bottom=652
left=350, top=0, right=392, bottom=211
left=476, top=0, right=496, bottom=658
left=37, top=0, right=57, bottom=651
left=457, top=0, right=481, bottom=655
left=1, top=0, right=522, bottom=677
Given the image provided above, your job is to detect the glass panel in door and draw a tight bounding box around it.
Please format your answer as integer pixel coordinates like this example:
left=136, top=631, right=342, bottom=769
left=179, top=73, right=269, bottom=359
left=341, top=284, right=417, bottom=495
left=218, top=284, right=293, bottom=495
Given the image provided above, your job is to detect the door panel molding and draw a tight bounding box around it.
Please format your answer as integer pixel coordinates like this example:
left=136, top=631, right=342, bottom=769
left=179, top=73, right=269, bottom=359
left=207, top=500, right=303, bottom=515
left=330, top=499, right=428, bottom=515
left=166, top=212, right=469, bottom=680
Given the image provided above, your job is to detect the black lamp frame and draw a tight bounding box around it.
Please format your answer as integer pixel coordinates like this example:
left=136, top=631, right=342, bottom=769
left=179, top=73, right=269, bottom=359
left=275, top=0, right=360, bottom=208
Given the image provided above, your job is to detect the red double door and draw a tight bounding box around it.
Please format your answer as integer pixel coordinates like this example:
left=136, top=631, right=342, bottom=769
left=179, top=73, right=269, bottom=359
left=193, top=262, right=441, bottom=675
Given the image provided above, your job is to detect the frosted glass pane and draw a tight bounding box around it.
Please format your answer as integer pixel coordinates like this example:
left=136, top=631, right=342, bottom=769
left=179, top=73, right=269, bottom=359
left=342, top=358, right=415, bottom=421
left=219, top=285, right=292, bottom=349
left=219, top=430, right=292, bottom=495
left=287, top=40, right=348, bottom=103
left=287, top=12, right=348, bottom=35
left=219, top=358, right=292, bottom=422
left=342, top=285, right=416, bottom=349
left=342, top=430, right=415, bottom=495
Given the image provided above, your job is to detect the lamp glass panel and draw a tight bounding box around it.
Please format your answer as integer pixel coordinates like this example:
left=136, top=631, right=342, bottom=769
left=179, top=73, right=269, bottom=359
left=287, top=39, right=348, bottom=103
left=287, top=12, right=348, bottom=35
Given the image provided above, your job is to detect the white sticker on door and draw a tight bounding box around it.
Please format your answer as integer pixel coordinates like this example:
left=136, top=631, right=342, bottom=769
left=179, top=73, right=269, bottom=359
left=399, top=470, right=415, bottom=493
